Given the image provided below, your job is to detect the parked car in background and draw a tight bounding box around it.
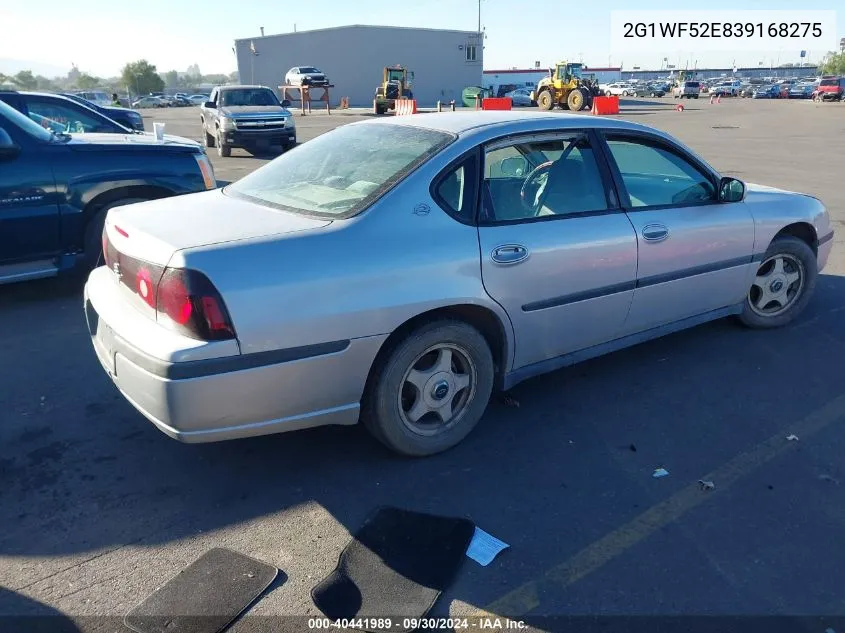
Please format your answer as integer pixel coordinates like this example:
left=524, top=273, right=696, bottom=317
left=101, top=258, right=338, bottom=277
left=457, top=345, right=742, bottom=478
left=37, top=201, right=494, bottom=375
left=284, top=66, right=330, bottom=86
left=787, top=84, right=815, bottom=99
left=673, top=81, right=701, bottom=98
left=84, top=111, right=832, bottom=457
left=738, top=84, right=756, bottom=98
left=504, top=88, right=533, bottom=107
left=812, top=77, right=844, bottom=102
left=0, top=99, right=216, bottom=285
left=59, top=92, right=145, bottom=131
left=200, top=85, right=296, bottom=157
left=752, top=85, right=781, bottom=99
left=75, top=90, right=112, bottom=107
left=602, top=83, right=635, bottom=96
left=0, top=91, right=135, bottom=135
left=189, top=94, right=209, bottom=105
left=132, top=96, right=165, bottom=109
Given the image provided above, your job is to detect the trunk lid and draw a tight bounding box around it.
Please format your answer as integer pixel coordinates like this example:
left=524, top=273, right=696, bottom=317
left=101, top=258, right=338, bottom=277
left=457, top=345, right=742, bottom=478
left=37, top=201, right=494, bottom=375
left=104, top=188, right=332, bottom=266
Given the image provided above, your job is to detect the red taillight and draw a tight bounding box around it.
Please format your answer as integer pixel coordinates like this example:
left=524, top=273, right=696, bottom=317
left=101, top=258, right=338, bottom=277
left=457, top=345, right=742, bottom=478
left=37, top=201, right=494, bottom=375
left=155, top=268, right=235, bottom=341
left=136, top=267, right=155, bottom=308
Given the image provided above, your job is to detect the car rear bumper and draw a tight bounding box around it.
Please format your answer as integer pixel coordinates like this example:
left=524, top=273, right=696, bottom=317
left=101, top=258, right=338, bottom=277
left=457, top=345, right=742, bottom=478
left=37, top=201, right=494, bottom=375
left=224, top=129, right=296, bottom=148
left=84, top=266, right=385, bottom=443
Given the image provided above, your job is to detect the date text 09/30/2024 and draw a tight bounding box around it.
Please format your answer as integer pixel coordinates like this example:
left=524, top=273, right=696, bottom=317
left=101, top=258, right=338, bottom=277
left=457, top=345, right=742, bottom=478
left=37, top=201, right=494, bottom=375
left=307, top=617, right=528, bottom=630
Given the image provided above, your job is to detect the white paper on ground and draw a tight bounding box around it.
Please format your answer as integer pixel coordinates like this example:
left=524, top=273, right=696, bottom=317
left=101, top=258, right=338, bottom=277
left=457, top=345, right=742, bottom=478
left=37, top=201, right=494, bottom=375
left=466, top=526, right=510, bottom=566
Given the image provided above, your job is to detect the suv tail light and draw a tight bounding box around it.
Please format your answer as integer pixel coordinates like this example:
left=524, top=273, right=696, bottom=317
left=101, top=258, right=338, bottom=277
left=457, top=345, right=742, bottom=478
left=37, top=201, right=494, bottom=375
left=102, top=228, right=235, bottom=341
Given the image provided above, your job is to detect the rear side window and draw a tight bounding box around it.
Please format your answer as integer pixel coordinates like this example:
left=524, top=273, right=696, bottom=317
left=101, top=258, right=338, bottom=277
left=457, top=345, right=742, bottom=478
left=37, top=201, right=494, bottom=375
left=433, top=153, right=479, bottom=223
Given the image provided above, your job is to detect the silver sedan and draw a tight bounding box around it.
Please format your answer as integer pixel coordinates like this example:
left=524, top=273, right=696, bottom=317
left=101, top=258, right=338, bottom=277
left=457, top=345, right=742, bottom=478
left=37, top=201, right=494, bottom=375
left=84, top=112, right=834, bottom=456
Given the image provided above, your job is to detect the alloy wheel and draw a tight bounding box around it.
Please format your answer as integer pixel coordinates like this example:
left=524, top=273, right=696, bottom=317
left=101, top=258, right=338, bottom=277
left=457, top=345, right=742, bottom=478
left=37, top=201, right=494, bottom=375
left=748, top=254, right=805, bottom=318
left=398, top=343, right=477, bottom=437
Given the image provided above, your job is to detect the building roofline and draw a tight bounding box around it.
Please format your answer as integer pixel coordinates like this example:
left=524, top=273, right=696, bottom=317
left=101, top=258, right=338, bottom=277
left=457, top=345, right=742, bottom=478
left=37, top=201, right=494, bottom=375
left=483, top=67, right=621, bottom=74
left=235, top=24, right=481, bottom=42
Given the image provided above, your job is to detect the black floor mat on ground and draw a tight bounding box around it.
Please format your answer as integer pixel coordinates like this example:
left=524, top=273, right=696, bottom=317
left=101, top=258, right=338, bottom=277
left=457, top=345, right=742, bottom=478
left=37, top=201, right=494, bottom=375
left=124, top=547, right=278, bottom=633
left=312, top=507, right=475, bottom=630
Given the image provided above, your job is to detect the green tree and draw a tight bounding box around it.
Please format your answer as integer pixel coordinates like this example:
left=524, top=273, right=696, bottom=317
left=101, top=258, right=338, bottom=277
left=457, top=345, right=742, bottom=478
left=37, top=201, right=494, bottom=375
left=14, top=70, right=38, bottom=89
left=163, top=69, right=179, bottom=88
left=121, top=60, right=164, bottom=95
left=0, top=72, right=8, bottom=85
left=202, top=73, right=228, bottom=85
left=76, top=73, right=100, bottom=90
left=35, top=75, right=57, bottom=90
left=819, top=52, right=845, bottom=76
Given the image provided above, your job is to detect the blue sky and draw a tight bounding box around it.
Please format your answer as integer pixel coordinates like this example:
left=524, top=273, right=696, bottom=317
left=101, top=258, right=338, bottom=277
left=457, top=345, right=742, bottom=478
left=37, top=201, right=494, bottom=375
left=0, top=0, right=841, bottom=77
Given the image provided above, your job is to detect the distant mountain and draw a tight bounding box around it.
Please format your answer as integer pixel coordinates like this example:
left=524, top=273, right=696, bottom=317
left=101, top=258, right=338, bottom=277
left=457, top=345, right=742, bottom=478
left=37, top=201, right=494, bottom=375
left=0, top=58, right=69, bottom=78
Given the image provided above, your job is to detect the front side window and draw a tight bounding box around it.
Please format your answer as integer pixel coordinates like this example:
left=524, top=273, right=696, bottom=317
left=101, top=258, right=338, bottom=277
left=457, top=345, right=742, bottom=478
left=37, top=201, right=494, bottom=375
left=604, top=137, right=716, bottom=208
left=0, top=100, right=53, bottom=142
left=26, top=100, right=118, bottom=134
left=226, top=123, right=454, bottom=218
left=482, top=135, right=608, bottom=223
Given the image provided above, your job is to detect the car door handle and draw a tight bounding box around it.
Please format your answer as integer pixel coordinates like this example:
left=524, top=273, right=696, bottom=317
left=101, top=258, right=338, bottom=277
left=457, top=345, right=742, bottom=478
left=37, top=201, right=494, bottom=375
left=491, top=244, right=529, bottom=264
left=642, top=224, right=669, bottom=242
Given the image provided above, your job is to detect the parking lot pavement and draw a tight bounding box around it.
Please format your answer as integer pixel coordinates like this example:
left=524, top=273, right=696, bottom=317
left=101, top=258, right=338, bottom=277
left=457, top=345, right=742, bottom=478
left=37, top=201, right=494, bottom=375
left=2, top=98, right=845, bottom=626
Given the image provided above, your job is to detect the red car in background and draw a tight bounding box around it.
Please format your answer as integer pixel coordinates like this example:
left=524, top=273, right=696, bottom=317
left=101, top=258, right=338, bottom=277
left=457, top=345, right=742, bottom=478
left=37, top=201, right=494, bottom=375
left=812, top=77, right=844, bottom=102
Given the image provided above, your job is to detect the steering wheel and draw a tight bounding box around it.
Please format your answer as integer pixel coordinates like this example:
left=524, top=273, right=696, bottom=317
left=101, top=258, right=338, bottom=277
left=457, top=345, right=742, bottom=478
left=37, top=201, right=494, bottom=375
left=670, top=182, right=712, bottom=205
left=519, top=161, right=553, bottom=213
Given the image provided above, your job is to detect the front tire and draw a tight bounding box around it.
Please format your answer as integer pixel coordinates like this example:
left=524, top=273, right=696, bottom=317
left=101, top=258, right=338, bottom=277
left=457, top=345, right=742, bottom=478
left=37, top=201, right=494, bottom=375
left=202, top=121, right=216, bottom=148
left=739, top=236, right=817, bottom=329
left=537, top=90, right=555, bottom=111
left=216, top=129, right=231, bottom=157
left=362, top=320, right=494, bottom=457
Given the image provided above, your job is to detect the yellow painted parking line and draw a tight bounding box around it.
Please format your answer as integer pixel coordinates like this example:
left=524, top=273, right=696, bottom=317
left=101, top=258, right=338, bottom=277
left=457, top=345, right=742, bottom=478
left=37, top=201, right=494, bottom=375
left=477, top=393, right=845, bottom=618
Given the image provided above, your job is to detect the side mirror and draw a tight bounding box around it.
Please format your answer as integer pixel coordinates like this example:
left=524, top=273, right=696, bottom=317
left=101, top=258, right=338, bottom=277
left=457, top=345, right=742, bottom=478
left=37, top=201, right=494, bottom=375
left=280, top=99, right=291, bottom=108
left=719, top=176, right=745, bottom=203
left=500, top=156, right=529, bottom=178
left=0, top=128, right=20, bottom=160
left=203, top=101, right=216, bottom=109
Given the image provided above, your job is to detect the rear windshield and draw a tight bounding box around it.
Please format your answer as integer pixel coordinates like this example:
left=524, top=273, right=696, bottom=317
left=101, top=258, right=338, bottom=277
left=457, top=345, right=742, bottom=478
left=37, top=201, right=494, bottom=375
left=226, top=123, right=454, bottom=218
left=685, top=82, right=700, bottom=88
left=819, top=79, right=838, bottom=86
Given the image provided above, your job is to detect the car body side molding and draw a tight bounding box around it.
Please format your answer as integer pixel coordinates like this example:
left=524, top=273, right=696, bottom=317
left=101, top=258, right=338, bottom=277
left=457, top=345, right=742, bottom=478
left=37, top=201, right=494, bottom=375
left=502, top=303, right=744, bottom=390
left=113, top=338, right=351, bottom=380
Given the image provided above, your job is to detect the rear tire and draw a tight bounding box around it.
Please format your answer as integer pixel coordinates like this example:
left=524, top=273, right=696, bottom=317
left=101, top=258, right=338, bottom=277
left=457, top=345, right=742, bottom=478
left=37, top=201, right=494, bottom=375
left=362, top=320, right=494, bottom=457
left=83, top=198, right=150, bottom=269
left=567, top=88, right=585, bottom=111
left=738, top=236, right=817, bottom=329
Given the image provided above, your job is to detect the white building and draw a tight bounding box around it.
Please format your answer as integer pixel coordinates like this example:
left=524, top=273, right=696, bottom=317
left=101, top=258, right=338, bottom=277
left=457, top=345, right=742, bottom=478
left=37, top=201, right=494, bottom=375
left=234, top=25, right=484, bottom=107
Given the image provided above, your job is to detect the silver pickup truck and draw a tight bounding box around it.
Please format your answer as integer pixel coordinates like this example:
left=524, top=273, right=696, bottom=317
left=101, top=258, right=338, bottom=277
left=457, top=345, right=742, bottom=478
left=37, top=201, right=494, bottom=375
left=199, top=85, right=296, bottom=158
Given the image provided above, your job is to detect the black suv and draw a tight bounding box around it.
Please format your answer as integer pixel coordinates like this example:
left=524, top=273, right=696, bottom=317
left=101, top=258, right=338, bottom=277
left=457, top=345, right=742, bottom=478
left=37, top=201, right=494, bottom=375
left=60, top=93, right=145, bottom=131
left=0, top=90, right=135, bottom=135
left=0, top=99, right=216, bottom=285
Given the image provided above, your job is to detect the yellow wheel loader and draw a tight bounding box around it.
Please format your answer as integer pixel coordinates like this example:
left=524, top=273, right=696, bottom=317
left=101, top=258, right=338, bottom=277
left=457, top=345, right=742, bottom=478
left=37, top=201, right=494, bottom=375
left=531, top=62, right=598, bottom=111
